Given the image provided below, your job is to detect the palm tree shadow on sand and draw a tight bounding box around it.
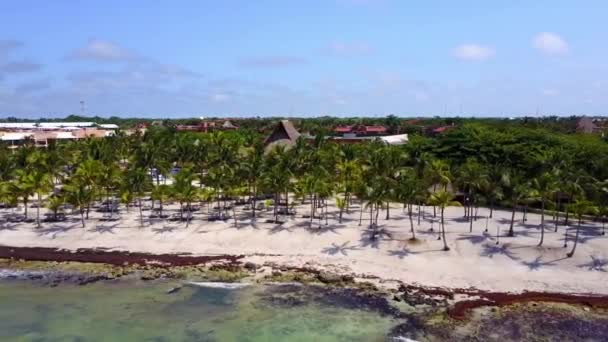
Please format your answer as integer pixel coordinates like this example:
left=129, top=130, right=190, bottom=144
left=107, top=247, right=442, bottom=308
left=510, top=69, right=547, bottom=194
left=520, top=256, right=566, bottom=271
left=88, top=223, right=119, bottom=234
left=36, top=224, right=79, bottom=238
left=456, top=232, right=495, bottom=245
left=480, top=243, right=520, bottom=261
left=577, top=255, right=608, bottom=272
left=152, top=225, right=179, bottom=234
left=388, top=247, right=420, bottom=259
left=359, top=227, right=392, bottom=249
left=321, top=241, right=361, bottom=256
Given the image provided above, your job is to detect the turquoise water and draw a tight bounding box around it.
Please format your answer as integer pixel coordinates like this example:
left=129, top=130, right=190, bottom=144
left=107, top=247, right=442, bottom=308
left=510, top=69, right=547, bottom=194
left=0, top=280, right=397, bottom=341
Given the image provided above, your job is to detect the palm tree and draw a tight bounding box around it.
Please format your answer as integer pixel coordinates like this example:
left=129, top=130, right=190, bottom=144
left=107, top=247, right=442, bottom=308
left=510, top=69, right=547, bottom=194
left=12, top=169, right=35, bottom=219
left=64, top=180, right=95, bottom=228
left=456, top=159, right=488, bottom=231
left=428, top=190, right=461, bottom=251
left=480, top=165, right=506, bottom=219
left=242, top=140, right=265, bottom=220
left=396, top=168, right=423, bottom=240
left=30, top=169, right=53, bottom=228
left=151, top=184, right=172, bottom=220
left=124, top=167, right=151, bottom=227
left=98, top=163, right=121, bottom=218
left=566, top=199, right=598, bottom=258
left=173, top=168, right=198, bottom=226
left=531, top=172, right=557, bottom=246
left=46, top=193, right=65, bottom=222
left=507, top=182, right=530, bottom=237
left=424, top=159, right=452, bottom=217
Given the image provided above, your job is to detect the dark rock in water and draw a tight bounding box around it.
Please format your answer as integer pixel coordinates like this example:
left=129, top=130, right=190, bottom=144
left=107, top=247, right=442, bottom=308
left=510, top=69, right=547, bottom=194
left=393, top=295, right=402, bottom=302
left=244, top=262, right=257, bottom=271
left=166, top=286, right=182, bottom=294
left=341, top=274, right=355, bottom=282
left=271, top=270, right=282, bottom=277
left=387, top=317, right=428, bottom=341
left=77, top=275, right=108, bottom=286
left=474, top=308, right=608, bottom=341
left=260, top=284, right=406, bottom=319
left=317, top=272, right=342, bottom=284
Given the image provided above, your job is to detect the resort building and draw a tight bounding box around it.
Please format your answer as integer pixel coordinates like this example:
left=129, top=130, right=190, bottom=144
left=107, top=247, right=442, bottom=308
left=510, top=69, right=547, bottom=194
left=0, top=121, right=116, bottom=149
left=333, top=124, right=388, bottom=136
left=265, top=120, right=407, bottom=147
left=577, top=116, right=608, bottom=134
left=175, top=120, right=239, bottom=132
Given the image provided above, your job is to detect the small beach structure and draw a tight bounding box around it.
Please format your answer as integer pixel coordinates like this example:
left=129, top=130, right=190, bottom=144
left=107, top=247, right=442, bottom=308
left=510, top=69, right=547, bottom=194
left=264, top=120, right=301, bottom=149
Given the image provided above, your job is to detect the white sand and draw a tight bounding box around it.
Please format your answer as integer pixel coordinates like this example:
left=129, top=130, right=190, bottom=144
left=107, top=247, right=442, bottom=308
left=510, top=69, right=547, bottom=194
left=1, top=200, right=606, bottom=295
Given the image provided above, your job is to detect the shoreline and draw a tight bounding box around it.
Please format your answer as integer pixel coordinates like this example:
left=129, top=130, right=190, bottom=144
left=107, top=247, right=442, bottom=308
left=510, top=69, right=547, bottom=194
left=2, top=244, right=608, bottom=320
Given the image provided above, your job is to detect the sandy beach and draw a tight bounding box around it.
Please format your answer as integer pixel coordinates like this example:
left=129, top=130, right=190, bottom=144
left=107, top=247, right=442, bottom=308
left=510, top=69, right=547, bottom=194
left=1, top=200, right=606, bottom=295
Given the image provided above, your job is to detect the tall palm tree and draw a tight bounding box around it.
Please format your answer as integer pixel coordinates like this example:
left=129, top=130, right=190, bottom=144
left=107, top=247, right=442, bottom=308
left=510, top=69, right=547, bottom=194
left=64, top=180, right=95, bottom=228
left=98, top=163, right=121, bottom=218
left=428, top=190, right=461, bottom=251
left=396, top=168, right=423, bottom=240
left=456, top=159, right=488, bottom=231
left=531, top=172, right=557, bottom=246
left=424, top=159, right=452, bottom=217
left=507, top=182, right=531, bottom=237
left=12, top=169, right=35, bottom=219
left=566, top=199, right=598, bottom=258
left=172, top=168, right=198, bottom=226
left=30, top=169, right=53, bottom=228
left=151, top=184, right=172, bottom=220
left=124, top=167, right=151, bottom=227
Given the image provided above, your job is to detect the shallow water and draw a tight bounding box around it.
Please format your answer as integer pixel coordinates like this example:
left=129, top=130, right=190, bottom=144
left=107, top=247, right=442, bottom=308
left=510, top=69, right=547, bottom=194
left=0, top=280, right=397, bottom=341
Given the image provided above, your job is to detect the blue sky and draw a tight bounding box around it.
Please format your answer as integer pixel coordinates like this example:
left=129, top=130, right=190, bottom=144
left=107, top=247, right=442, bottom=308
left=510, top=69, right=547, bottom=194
left=0, top=0, right=607, bottom=118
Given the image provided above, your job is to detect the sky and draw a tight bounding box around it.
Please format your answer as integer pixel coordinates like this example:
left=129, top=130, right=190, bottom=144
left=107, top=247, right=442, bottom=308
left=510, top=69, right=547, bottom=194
left=0, top=0, right=607, bottom=118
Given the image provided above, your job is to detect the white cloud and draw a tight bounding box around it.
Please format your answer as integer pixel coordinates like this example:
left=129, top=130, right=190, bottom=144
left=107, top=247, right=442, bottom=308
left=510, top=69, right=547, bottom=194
left=68, top=39, right=138, bottom=62
left=238, top=56, right=307, bottom=68
left=533, top=32, right=569, bottom=55
left=452, top=44, right=495, bottom=61
left=326, top=41, right=373, bottom=57
left=542, top=88, right=559, bottom=96
left=210, top=93, right=230, bottom=103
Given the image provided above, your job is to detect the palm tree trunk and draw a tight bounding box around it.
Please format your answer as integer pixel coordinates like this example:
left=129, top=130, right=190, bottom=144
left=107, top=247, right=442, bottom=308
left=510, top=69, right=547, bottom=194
left=508, top=203, right=516, bottom=237
left=567, top=218, right=581, bottom=257
left=36, top=193, right=41, bottom=228
left=369, top=205, right=374, bottom=230
left=358, top=201, right=364, bottom=226
left=233, top=204, right=238, bottom=228
left=23, top=199, right=28, bottom=218
left=385, top=202, right=390, bottom=220
left=441, top=207, right=449, bottom=251
left=138, top=198, right=144, bottom=227
left=538, top=200, right=545, bottom=246
left=408, top=206, right=416, bottom=240
left=274, top=193, right=278, bottom=222
left=186, top=202, right=191, bottom=228
left=310, top=193, right=315, bottom=228
left=252, top=185, right=257, bottom=219
left=159, top=199, right=163, bottom=219
left=565, top=192, right=572, bottom=225
left=417, top=202, right=421, bottom=225
left=80, top=209, right=85, bottom=228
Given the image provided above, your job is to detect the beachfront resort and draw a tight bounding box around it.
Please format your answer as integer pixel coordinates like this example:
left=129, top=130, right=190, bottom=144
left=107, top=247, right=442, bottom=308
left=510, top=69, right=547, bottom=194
left=0, top=117, right=606, bottom=296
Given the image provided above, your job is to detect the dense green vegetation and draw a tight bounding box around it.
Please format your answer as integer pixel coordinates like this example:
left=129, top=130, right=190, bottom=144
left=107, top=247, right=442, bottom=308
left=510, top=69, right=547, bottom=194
left=0, top=121, right=606, bottom=257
